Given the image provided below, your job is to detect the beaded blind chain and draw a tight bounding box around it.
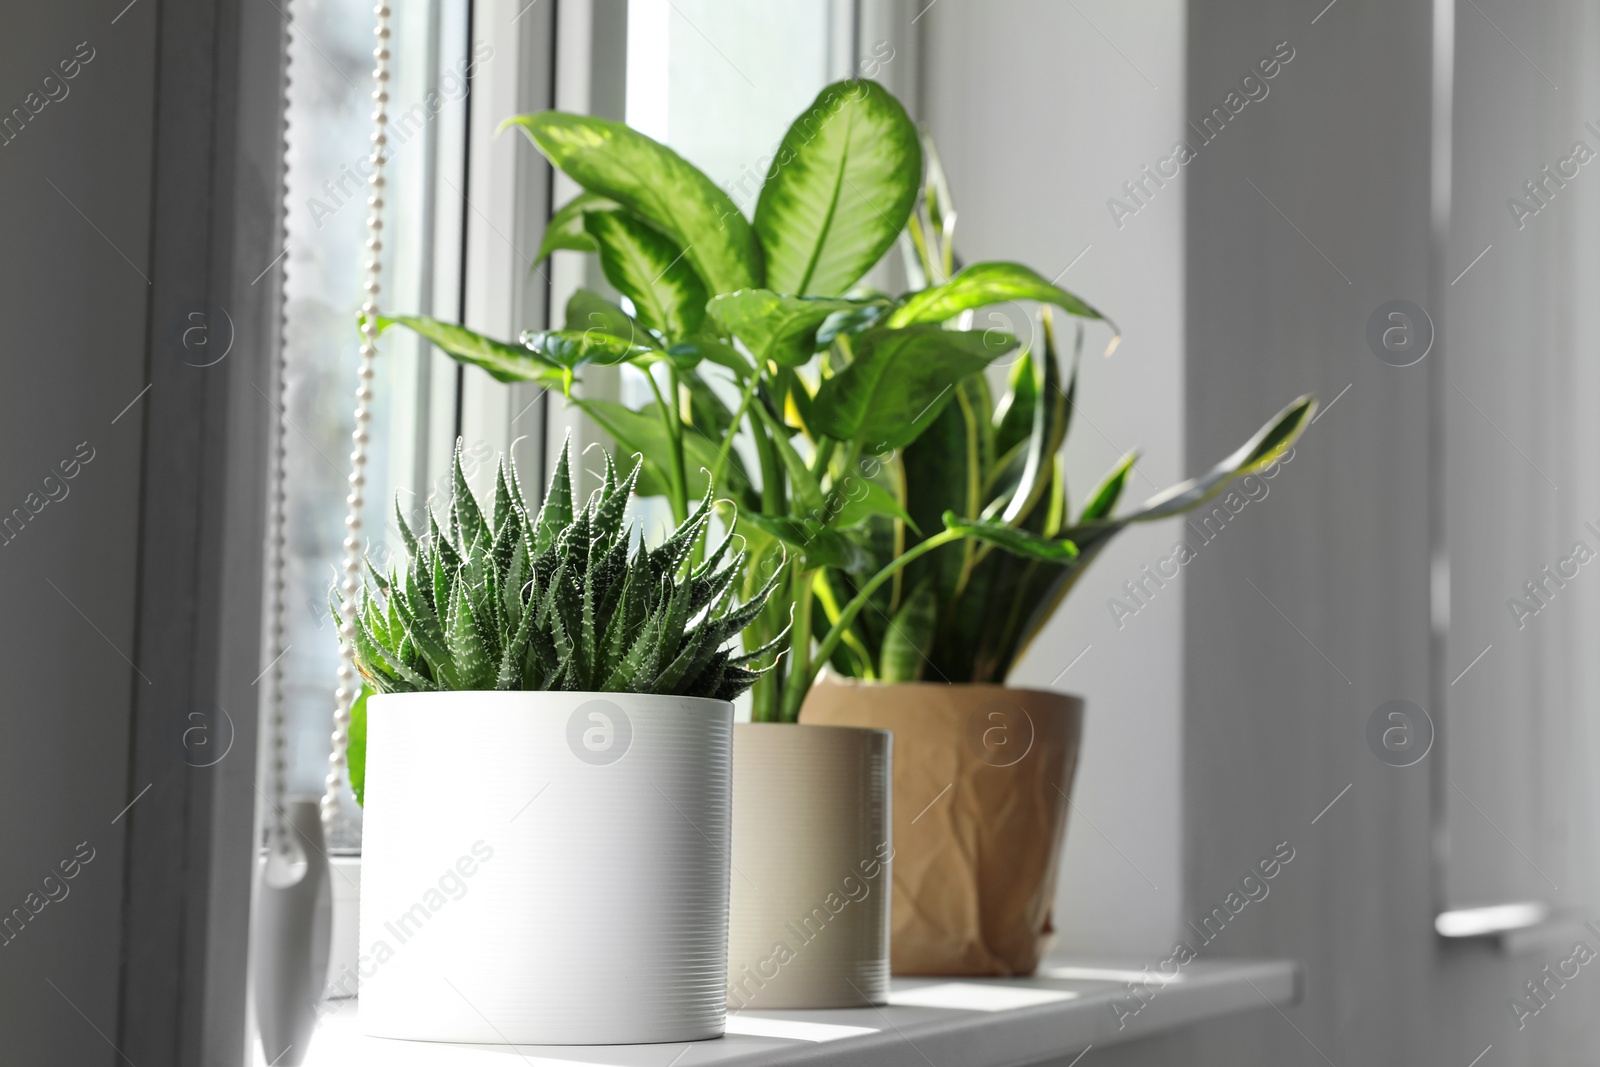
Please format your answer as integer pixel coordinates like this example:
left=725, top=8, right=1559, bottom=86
left=262, top=1, right=295, bottom=859
left=325, top=1, right=392, bottom=829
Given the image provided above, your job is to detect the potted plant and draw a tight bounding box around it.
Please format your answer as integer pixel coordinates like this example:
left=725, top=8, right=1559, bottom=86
left=371, top=77, right=1033, bottom=1010
left=345, top=440, right=783, bottom=1044
left=798, top=164, right=1314, bottom=975
left=370, top=76, right=1311, bottom=991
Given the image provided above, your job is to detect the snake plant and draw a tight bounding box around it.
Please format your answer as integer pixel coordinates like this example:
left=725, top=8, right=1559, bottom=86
left=371, top=77, right=1311, bottom=718
left=801, top=160, right=1317, bottom=685
left=343, top=440, right=785, bottom=699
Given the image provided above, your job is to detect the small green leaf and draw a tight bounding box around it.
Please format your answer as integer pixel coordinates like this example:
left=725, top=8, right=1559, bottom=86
left=348, top=685, right=370, bottom=807
left=886, top=261, right=1115, bottom=337
left=741, top=513, right=869, bottom=571
left=942, top=512, right=1080, bottom=563
left=537, top=191, right=618, bottom=261
left=811, top=325, right=1018, bottom=450
left=565, top=288, right=651, bottom=346
left=831, top=477, right=918, bottom=532
left=815, top=298, right=892, bottom=348
left=1079, top=452, right=1138, bottom=523
left=378, top=315, right=566, bottom=387
left=706, top=289, right=863, bottom=367
left=667, top=336, right=754, bottom=380
left=520, top=328, right=655, bottom=371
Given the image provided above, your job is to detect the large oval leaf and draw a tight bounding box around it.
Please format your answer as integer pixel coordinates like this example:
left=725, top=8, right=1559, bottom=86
left=503, top=112, right=760, bottom=293
left=810, top=325, right=1017, bottom=450
left=887, top=261, right=1116, bottom=342
left=755, top=79, right=921, bottom=297
left=706, top=289, right=863, bottom=367
left=583, top=210, right=707, bottom=341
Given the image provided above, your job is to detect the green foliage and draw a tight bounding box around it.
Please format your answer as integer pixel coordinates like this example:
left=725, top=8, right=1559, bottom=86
left=835, top=309, right=1315, bottom=684
left=348, top=685, right=370, bottom=807
left=753, top=79, right=922, bottom=296
left=344, top=441, right=786, bottom=701
left=377, top=78, right=1311, bottom=717
left=501, top=111, right=760, bottom=293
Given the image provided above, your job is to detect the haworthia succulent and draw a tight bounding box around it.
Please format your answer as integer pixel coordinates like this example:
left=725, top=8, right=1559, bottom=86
left=344, top=441, right=787, bottom=700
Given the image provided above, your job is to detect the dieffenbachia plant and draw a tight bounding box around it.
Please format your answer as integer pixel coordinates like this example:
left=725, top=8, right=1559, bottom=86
left=343, top=440, right=785, bottom=699
left=371, top=77, right=1309, bottom=719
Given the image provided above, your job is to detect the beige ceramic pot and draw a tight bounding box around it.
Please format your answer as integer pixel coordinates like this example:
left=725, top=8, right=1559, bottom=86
left=800, top=679, right=1083, bottom=977
left=727, top=723, right=892, bottom=1009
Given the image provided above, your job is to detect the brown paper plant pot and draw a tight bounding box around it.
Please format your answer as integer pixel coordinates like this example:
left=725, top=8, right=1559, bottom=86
left=727, top=723, right=892, bottom=1009
left=799, top=678, right=1083, bottom=977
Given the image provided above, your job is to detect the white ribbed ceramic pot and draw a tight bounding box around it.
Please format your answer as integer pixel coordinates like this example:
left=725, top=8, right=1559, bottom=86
left=359, top=691, right=732, bottom=1044
left=727, top=723, right=892, bottom=1009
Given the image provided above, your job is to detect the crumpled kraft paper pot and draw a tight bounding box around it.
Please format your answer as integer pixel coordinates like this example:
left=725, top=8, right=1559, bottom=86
left=799, top=679, right=1083, bottom=976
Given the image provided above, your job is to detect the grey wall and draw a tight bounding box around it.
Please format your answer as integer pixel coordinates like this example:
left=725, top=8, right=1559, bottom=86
left=0, top=2, right=284, bottom=1064
left=1442, top=0, right=1600, bottom=926
left=1180, top=0, right=1438, bottom=1059
left=923, top=0, right=1600, bottom=1063
left=1182, top=0, right=1600, bottom=1064
left=0, top=5, right=152, bottom=1063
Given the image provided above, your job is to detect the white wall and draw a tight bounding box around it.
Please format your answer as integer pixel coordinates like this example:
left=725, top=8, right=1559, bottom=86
left=920, top=0, right=1187, bottom=957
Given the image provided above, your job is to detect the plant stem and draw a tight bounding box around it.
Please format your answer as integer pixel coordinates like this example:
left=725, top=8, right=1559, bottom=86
left=781, top=528, right=965, bottom=720
left=890, top=451, right=908, bottom=613
left=779, top=568, right=814, bottom=722
left=812, top=570, right=875, bottom=678
left=710, top=375, right=758, bottom=492
left=751, top=399, right=785, bottom=516
left=820, top=439, right=862, bottom=525
left=809, top=437, right=837, bottom=480
left=645, top=367, right=688, bottom=524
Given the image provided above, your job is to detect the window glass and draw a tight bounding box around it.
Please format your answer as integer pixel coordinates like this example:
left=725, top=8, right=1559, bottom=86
left=620, top=0, right=845, bottom=544
left=278, top=0, right=469, bottom=835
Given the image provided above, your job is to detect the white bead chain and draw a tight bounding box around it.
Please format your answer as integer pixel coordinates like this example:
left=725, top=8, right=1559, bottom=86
left=263, top=0, right=295, bottom=852
left=324, top=1, right=391, bottom=828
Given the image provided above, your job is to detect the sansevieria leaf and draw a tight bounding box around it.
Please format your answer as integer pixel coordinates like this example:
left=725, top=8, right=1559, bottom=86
left=1078, top=396, right=1317, bottom=528
left=503, top=112, right=760, bottom=293
left=755, top=79, right=922, bottom=297
left=879, top=579, right=936, bottom=682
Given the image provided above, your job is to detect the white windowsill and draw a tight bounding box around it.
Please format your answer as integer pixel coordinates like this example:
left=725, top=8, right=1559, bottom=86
left=282, top=957, right=1299, bottom=1066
